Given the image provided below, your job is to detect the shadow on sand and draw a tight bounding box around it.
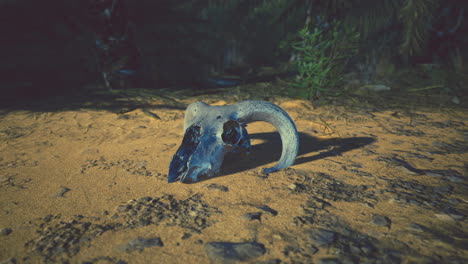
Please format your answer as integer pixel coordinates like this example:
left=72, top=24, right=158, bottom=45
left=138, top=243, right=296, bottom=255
left=218, top=131, right=375, bottom=178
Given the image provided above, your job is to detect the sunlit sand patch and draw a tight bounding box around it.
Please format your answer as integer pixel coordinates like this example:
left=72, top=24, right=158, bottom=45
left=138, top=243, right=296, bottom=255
left=0, top=93, right=466, bottom=264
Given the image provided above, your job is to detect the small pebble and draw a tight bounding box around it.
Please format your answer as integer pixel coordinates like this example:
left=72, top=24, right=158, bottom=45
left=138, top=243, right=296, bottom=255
left=119, top=237, right=163, bottom=252
left=204, top=242, right=266, bottom=262
left=241, top=212, right=262, bottom=221
left=317, top=258, right=341, bottom=264
left=181, top=233, right=192, bottom=240
left=42, top=215, right=53, bottom=222
left=307, top=246, right=318, bottom=255
left=406, top=223, right=425, bottom=233
left=308, top=229, right=336, bottom=246
left=372, top=215, right=391, bottom=228
left=53, top=187, right=71, bottom=198
left=447, top=176, right=464, bottom=183
left=206, top=184, right=229, bottom=192
left=0, top=228, right=12, bottom=236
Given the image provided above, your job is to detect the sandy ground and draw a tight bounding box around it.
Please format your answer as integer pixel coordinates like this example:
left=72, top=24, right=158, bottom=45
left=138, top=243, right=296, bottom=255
left=0, top=89, right=467, bottom=264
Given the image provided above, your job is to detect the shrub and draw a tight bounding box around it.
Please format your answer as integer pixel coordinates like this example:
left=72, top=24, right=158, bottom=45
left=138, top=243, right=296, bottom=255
left=289, top=20, right=360, bottom=100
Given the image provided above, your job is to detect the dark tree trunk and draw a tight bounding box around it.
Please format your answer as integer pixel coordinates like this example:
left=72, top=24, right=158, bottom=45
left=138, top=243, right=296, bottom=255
left=88, top=0, right=140, bottom=89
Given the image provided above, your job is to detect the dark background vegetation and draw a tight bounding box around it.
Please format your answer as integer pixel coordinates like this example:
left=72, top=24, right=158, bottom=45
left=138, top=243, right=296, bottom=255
left=1, top=0, right=467, bottom=104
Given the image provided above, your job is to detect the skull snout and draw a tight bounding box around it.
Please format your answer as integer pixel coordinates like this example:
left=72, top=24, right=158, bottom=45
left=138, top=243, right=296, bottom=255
left=168, top=120, right=251, bottom=183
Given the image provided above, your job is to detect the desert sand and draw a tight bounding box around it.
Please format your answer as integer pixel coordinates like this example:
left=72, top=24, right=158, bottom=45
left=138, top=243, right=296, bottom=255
left=0, top=87, right=467, bottom=264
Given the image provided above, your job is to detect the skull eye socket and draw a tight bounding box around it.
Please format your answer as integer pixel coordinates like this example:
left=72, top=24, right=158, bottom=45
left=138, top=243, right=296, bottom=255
left=222, top=120, right=242, bottom=145
left=184, top=125, right=201, bottom=146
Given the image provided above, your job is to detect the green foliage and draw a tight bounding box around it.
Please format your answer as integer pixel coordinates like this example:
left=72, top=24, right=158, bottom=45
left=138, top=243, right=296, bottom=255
left=289, top=21, right=359, bottom=100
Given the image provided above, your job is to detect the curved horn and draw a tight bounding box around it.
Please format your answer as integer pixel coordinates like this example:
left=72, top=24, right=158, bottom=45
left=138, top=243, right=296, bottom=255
left=235, top=100, right=299, bottom=173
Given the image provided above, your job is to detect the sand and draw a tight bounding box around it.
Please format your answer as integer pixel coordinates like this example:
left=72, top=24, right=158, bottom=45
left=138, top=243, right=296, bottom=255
left=0, top=89, right=467, bottom=263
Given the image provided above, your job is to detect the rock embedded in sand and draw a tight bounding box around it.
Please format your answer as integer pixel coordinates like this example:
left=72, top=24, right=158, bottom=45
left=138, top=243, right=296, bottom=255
left=181, top=233, right=192, bottom=240
left=53, top=187, right=71, bottom=198
left=0, top=227, right=12, bottom=236
left=119, top=237, right=163, bottom=252
left=256, top=259, right=281, bottom=264
left=204, top=242, right=266, bottom=263
left=241, top=212, right=262, bottom=221
left=406, top=223, right=425, bottom=233
left=308, top=229, right=336, bottom=247
left=82, top=256, right=127, bottom=264
left=317, top=258, right=341, bottom=264
left=206, top=184, right=229, bottom=192
left=372, top=215, right=392, bottom=228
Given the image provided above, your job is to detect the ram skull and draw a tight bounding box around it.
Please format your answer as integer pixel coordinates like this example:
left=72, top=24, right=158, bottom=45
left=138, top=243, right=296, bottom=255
left=168, top=100, right=299, bottom=183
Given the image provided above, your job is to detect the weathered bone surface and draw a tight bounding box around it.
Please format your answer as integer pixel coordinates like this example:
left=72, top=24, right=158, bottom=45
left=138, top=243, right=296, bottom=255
left=168, top=100, right=299, bottom=183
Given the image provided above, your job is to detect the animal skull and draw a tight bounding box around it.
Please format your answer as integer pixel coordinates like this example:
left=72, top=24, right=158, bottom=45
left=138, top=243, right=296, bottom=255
left=168, top=100, right=299, bottom=183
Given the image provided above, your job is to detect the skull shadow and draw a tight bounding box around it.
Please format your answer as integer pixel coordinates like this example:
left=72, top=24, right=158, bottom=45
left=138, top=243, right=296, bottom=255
left=220, top=132, right=376, bottom=178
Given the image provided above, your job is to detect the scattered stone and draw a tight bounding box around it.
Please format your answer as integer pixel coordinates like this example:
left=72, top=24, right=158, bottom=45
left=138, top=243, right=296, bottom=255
left=447, top=175, right=465, bottom=183
left=206, top=184, right=229, bottom=192
left=42, top=214, right=53, bottom=222
left=181, top=233, right=192, bottom=240
left=424, top=169, right=464, bottom=182
left=256, top=205, right=278, bottom=216
left=317, top=258, right=341, bottom=264
left=119, top=237, right=163, bottom=252
left=433, top=186, right=453, bottom=194
left=406, top=223, right=425, bottom=233
left=372, top=215, right=391, bottom=228
left=53, top=187, right=71, bottom=198
left=81, top=256, right=127, bottom=264
left=141, top=109, right=161, bottom=119
left=308, top=229, right=336, bottom=246
left=282, top=245, right=301, bottom=257
left=307, top=246, right=318, bottom=255
left=241, top=212, right=262, bottom=221
left=349, top=169, right=374, bottom=178
left=0, top=228, right=12, bottom=236
left=117, top=114, right=131, bottom=120
left=204, top=242, right=266, bottom=263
